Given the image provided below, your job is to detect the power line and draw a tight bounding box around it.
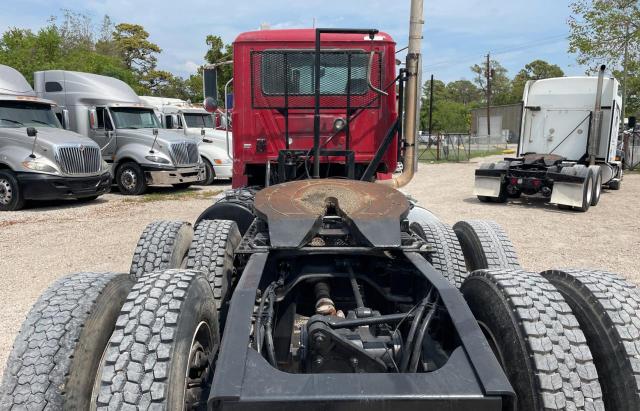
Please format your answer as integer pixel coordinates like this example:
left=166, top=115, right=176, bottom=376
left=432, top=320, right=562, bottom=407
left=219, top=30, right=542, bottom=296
left=422, top=33, right=568, bottom=71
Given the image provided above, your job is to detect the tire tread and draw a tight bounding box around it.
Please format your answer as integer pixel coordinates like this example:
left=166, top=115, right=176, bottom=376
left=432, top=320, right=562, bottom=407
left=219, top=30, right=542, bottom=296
left=411, top=221, right=467, bottom=287
left=96, top=269, right=205, bottom=409
left=0, top=272, right=125, bottom=410
left=130, top=221, right=193, bottom=280
left=185, top=220, right=240, bottom=305
left=541, top=269, right=640, bottom=409
left=465, top=269, right=604, bottom=410
left=454, top=220, right=520, bottom=270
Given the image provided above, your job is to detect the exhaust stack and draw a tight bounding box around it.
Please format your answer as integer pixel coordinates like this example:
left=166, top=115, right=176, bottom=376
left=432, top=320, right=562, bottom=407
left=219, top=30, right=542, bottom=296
left=382, top=0, right=424, bottom=188
left=589, top=64, right=606, bottom=164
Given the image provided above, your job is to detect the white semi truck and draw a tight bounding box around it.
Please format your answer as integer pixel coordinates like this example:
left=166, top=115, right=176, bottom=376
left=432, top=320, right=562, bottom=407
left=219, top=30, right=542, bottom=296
left=139, top=96, right=232, bottom=185
left=34, top=71, right=205, bottom=195
left=0, top=65, right=111, bottom=211
left=474, top=66, right=623, bottom=212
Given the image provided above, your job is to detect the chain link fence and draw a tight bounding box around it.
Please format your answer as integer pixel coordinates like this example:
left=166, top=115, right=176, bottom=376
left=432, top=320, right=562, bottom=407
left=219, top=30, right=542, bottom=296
left=623, top=129, right=640, bottom=170
left=417, top=133, right=512, bottom=162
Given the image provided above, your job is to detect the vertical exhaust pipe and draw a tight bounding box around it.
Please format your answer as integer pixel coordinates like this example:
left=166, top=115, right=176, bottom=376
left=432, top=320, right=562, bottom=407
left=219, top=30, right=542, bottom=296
left=381, top=0, right=424, bottom=188
left=589, top=64, right=606, bottom=164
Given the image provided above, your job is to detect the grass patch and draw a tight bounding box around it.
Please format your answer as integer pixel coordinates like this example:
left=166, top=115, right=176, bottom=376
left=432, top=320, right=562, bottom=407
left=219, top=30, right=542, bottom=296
left=123, top=188, right=223, bottom=204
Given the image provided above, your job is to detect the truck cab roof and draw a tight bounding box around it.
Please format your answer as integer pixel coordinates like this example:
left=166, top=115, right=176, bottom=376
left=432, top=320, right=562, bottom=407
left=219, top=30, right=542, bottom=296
left=139, top=96, right=207, bottom=115
left=0, top=65, right=59, bottom=106
left=0, top=65, right=35, bottom=97
left=34, top=70, right=146, bottom=107
left=234, top=28, right=395, bottom=45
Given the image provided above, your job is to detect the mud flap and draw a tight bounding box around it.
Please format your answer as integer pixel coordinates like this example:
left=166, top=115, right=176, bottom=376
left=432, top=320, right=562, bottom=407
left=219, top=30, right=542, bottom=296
left=550, top=181, right=584, bottom=208
left=473, top=176, right=502, bottom=198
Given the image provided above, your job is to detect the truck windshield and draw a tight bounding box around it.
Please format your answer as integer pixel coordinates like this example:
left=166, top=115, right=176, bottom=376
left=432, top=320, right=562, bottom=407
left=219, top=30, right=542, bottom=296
left=110, top=107, right=160, bottom=129
left=183, top=113, right=214, bottom=128
left=0, top=101, right=61, bottom=129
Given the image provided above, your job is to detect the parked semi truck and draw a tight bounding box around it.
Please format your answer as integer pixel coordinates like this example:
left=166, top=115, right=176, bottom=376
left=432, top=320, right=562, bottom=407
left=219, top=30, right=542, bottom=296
left=4, top=1, right=640, bottom=410
left=0, top=65, right=111, bottom=211
left=474, top=66, right=623, bottom=211
left=140, top=96, right=233, bottom=185
left=33, top=71, right=205, bottom=195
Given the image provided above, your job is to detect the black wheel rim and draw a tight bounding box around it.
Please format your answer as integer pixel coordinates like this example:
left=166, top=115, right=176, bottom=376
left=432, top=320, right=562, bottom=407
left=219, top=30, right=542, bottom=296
left=477, top=320, right=507, bottom=370
left=184, top=321, right=217, bottom=410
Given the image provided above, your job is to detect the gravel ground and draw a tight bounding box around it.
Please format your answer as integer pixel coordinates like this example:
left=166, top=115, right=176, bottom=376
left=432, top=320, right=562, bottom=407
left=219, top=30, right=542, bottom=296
left=1, top=159, right=639, bottom=372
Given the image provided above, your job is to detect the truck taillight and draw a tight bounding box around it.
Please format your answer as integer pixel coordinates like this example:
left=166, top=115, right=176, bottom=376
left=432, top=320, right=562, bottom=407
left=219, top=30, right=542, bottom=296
left=510, top=177, right=518, bottom=185
left=532, top=179, right=542, bottom=187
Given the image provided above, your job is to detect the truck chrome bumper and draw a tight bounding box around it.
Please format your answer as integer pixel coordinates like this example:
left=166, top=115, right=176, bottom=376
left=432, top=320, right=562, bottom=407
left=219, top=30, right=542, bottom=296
left=145, top=165, right=205, bottom=186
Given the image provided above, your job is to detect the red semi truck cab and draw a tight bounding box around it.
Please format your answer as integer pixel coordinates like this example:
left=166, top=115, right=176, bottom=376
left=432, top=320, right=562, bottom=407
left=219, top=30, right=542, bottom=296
left=231, top=29, right=399, bottom=187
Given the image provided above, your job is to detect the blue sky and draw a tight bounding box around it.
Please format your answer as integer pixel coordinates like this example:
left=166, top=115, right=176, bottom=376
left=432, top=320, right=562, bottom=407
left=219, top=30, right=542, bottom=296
left=0, top=0, right=586, bottom=83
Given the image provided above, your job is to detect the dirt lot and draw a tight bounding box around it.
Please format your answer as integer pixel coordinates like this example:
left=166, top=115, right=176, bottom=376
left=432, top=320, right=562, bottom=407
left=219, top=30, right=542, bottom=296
left=1, top=158, right=638, bottom=372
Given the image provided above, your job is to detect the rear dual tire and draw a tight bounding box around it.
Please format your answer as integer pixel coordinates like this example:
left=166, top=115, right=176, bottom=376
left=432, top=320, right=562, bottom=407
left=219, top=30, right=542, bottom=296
left=95, top=269, right=219, bottom=410
left=557, top=165, right=594, bottom=212
left=462, top=269, right=604, bottom=410
left=0, top=273, right=133, bottom=410
left=186, top=220, right=240, bottom=320
left=411, top=221, right=467, bottom=288
left=588, top=166, right=602, bottom=206
left=130, top=221, right=194, bottom=280
left=541, top=269, right=640, bottom=410
left=453, top=220, right=521, bottom=271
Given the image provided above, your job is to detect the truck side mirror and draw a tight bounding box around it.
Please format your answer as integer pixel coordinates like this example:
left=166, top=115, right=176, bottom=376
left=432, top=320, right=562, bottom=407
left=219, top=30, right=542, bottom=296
left=172, top=114, right=181, bottom=129
left=89, top=108, right=98, bottom=130
left=629, top=116, right=637, bottom=130
left=62, top=109, right=70, bottom=130
left=204, top=97, right=218, bottom=113
left=26, top=127, right=37, bottom=137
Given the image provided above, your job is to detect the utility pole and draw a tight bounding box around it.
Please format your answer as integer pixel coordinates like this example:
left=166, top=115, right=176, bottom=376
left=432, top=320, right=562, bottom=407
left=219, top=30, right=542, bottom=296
left=486, top=53, right=492, bottom=140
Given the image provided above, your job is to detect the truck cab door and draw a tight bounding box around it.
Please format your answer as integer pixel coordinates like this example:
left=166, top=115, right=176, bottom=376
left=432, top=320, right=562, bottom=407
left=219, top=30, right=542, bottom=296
left=90, top=107, right=116, bottom=159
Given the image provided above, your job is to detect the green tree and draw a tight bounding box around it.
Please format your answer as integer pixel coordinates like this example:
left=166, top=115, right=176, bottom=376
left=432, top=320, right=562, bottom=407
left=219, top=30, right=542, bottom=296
left=445, top=80, right=482, bottom=105
left=0, top=27, right=63, bottom=83
left=511, top=60, right=564, bottom=102
left=471, top=59, right=514, bottom=105
left=112, top=23, right=162, bottom=73
left=614, top=61, right=640, bottom=116
left=431, top=100, right=471, bottom=133
left=420, top=79, right=446, bottom=131
left=420, top=79, right=471, bottom=133
left=569, top=0, right=640, bottom=117
left=185, top=71, right=205, bottom=103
